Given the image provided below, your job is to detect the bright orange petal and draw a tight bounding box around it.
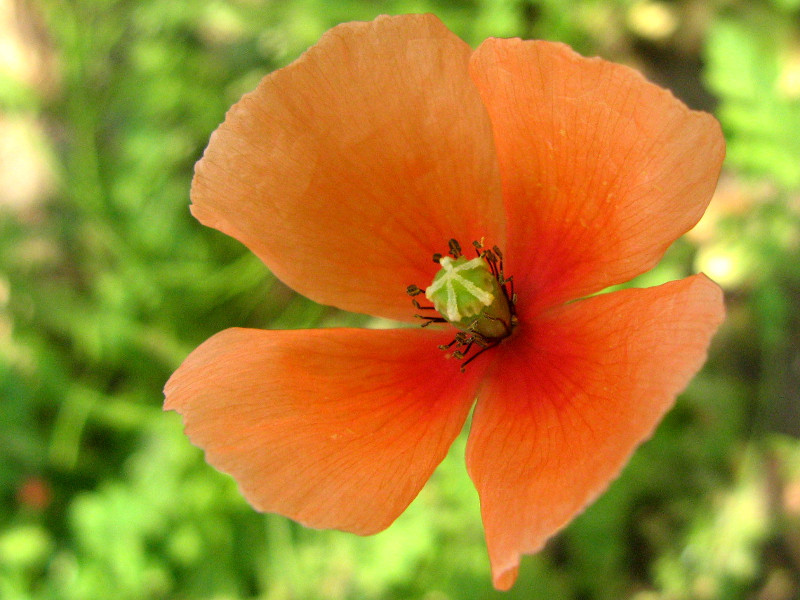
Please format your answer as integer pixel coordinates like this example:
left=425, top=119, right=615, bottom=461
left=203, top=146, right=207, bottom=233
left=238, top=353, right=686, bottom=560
left=191, top=14, right=504, bottom=321
left=164, top=327, right=482, bottom=534
left=469, top=39, right=725, bottom=315
left=466, top=274, right=724, bottom=590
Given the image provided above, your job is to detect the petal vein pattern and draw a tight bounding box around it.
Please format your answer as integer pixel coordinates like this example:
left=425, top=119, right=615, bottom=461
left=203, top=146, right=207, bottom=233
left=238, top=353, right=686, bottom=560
left=469, top=39, right=725, bottom=315
left=165, top=327, right=483, bottom=535
left=466, top=275, right=724, bottom=589
left=190, top=15, right=504, bottom=321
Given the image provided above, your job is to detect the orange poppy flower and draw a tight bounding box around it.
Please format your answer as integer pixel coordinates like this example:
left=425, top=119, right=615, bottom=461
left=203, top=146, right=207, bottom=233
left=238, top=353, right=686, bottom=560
left=165, top=14, right=725, bottom=590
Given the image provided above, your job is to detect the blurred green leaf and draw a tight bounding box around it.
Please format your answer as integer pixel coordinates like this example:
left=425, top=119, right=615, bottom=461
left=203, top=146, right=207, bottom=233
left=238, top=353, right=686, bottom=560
left=706, top=15, right=800, bottom=189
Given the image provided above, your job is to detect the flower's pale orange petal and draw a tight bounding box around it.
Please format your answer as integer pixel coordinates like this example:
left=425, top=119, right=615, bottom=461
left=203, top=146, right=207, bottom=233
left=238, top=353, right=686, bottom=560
left=164, top=327, right=482, bottom=534
left=466, top=274, right=724, bottom=590
left=469, top=39, right=725, bottom=315
left=191, top=14, right=504, bottom=321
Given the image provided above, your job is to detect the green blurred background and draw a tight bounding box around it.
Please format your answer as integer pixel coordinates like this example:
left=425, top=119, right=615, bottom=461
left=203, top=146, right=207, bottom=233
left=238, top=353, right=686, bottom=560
left=1, top=0, right=799, bottom=598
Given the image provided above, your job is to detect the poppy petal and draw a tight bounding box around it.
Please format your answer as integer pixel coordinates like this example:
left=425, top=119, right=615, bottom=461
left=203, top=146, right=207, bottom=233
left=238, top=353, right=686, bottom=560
left=164, top=326, right=482, bottom=534
left=466, top=274, right=724, bottom=590
left=191, top=14, right=504, bottom=321
left=469, top=39, right=725, bottom=315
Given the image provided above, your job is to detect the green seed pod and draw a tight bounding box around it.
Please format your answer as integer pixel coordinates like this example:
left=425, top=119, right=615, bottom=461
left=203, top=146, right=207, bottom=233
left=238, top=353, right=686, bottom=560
left=425, top=256, right=512, bottom=340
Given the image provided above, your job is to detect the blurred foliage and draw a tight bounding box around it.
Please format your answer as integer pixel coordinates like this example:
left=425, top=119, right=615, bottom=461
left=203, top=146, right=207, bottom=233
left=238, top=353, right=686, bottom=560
left=0, top=0, right=799, bottom=598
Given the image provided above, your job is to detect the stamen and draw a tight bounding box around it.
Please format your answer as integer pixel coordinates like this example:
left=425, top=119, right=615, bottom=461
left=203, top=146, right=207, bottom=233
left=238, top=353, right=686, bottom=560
left=448, top=238, right=462, bottom=258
